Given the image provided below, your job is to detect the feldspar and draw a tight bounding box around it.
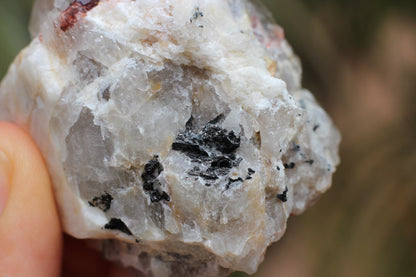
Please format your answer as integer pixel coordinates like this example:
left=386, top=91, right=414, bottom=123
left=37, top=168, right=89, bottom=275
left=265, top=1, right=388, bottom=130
left=0, top=0, right=341, bottom=276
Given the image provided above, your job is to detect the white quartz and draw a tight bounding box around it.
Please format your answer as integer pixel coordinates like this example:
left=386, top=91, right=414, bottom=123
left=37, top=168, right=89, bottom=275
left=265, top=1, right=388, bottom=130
left=0, top=0, right=340, bottom=276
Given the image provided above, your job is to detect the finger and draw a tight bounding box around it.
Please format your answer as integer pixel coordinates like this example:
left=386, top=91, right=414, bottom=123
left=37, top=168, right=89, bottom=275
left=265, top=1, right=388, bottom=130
left=0, top=122, right=62, bottom=277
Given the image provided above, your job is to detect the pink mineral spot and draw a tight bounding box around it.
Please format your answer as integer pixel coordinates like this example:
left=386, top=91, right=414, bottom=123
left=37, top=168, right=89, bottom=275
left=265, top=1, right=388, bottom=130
left=60, top=0, right=100, bottom=32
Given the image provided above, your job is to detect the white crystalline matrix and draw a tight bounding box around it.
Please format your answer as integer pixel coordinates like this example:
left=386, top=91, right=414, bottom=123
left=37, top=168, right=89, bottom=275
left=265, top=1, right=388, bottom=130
left=0, top=0, right=341, bottom=276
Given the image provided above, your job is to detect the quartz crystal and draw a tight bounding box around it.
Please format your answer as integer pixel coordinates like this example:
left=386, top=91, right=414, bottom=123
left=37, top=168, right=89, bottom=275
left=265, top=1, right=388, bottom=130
left=0, top=0, right=341, bottom=276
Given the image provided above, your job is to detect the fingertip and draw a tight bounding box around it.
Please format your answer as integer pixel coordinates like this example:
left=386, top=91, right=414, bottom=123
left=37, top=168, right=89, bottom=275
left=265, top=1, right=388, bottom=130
left=0, top=149, right=12, bottom=216
left=0, top=122, right=62, bottom=277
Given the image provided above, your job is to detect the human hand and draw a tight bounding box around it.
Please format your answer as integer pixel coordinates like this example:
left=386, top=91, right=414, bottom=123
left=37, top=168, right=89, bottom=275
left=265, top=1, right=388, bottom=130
left=0, top=122, right=135, bottom=277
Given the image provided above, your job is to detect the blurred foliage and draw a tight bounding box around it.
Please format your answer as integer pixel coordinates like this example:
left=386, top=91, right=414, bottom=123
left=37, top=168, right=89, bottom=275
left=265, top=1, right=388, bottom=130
left=265, top=0, right=416, bottom=51
left=0, top=0, right=32, bottom=78
left=0, top=1, right=415, bottom=277
left=302, top=0, right=416, bottom=49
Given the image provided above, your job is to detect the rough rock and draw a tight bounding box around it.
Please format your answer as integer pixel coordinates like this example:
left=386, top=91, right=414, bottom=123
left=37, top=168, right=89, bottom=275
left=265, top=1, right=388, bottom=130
left=0, top=0, right=341, bottom=276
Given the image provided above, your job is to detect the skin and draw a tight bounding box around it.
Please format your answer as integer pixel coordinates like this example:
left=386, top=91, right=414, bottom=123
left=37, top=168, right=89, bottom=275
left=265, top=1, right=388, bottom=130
left=0, top=122, right=135, bottom=277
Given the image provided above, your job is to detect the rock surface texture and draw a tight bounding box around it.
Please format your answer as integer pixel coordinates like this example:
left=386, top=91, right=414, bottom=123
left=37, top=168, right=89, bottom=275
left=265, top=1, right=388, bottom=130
left=0, top=0, right=341, bottom=276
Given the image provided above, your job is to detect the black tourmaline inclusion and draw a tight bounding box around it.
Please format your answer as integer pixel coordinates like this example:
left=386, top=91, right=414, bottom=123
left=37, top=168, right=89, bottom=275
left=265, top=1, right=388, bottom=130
left=104, top=218, right=133, bottom=235
left=277, top=186, right=288, bottom=202
left=141, top=156, right=170, bottom=202
left=172, top=114, right=240, bottom=160
left=172, top=114, right=244, bottom=187
left=88, top=192, right=113, bottom=212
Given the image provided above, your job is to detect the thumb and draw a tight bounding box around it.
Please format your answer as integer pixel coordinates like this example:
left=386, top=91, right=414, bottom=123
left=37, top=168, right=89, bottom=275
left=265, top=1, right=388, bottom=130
left=0, top=122, right=62, bottom=277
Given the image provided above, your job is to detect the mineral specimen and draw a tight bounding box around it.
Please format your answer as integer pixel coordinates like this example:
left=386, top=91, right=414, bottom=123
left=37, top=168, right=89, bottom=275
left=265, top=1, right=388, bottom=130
left=0, top=0, right=341, bottom=276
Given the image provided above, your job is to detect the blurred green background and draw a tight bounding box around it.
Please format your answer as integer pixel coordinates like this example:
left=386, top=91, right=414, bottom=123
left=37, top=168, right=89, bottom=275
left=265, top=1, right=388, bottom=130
left=0, top=0, right=415, bottom=276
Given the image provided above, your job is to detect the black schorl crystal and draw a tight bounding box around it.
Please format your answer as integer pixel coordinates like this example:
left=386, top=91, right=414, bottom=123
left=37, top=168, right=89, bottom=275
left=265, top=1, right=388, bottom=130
left=141, top=156, right=170, bottom=203
left=88, top=192, right=113, bottom=212
left=173, top=114, right=243, bottom=184
left=104, top=218, right=133, bottom=235
left=277, top=186, right=288, bottom=202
